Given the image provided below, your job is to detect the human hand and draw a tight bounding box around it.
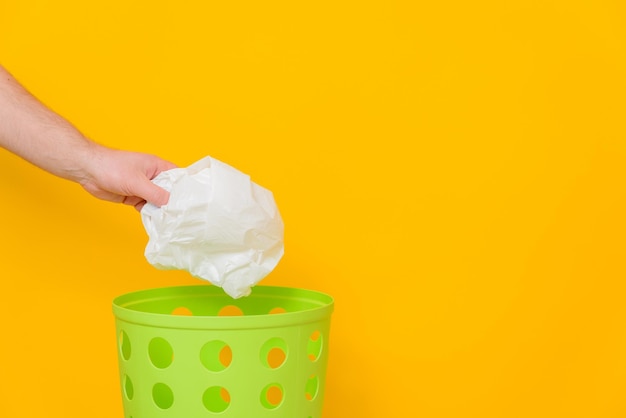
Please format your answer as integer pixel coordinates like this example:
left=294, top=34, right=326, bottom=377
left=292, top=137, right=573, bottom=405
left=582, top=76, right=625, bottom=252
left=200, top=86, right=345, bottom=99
left=0, top=64, right=176, bottom=209
left=78, top=144, right=177, bottom=211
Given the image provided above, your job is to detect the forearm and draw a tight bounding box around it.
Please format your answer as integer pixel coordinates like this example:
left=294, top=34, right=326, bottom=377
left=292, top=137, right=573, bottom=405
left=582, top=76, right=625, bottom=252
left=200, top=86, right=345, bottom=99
left=0, top=65, right=97, bottom=183
left=0, top=65, right=174, bottom=209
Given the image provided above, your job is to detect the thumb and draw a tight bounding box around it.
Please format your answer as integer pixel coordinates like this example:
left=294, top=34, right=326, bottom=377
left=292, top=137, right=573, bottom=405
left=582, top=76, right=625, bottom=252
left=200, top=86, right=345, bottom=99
left=132, top=178, right=170, bottom=207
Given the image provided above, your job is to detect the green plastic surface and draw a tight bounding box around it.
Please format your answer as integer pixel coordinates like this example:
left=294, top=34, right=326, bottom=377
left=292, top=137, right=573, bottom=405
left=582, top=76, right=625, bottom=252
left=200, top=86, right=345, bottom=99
left=113, top=285, right=334, bottom=418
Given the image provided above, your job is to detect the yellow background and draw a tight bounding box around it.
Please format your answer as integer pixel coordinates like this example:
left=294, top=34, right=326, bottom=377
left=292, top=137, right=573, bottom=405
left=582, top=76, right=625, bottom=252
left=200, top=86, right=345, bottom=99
left=1, top=1, right=626, bottom=417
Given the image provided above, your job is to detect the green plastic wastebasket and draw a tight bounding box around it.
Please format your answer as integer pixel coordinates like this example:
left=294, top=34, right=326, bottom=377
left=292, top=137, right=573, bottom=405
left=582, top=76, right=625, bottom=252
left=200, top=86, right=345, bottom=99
left=112, top=285, right=334, bottom=417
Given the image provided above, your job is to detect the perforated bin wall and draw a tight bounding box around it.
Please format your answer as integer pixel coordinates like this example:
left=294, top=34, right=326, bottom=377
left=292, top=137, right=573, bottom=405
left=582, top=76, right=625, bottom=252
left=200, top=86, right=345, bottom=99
left=113, top=285, right=334, bottom=418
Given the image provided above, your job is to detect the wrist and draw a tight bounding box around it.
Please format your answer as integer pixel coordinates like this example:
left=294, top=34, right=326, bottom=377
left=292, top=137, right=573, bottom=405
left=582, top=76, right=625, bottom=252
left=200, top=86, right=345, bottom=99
left=67, top=138, right=107, bottom=186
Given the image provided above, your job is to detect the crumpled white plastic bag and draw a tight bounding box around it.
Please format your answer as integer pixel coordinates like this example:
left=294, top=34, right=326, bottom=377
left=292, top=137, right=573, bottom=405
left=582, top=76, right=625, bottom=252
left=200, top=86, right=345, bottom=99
left=140, top=156, right=284, bottom=298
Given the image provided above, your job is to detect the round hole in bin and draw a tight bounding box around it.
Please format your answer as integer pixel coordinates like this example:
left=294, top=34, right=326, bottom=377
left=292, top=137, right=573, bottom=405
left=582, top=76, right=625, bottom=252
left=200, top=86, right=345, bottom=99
left=305, top=375, right=319, bottom=401
left=307, top=330, right=323, bottom=361
left=220, top=387, right=231, bottom=403
left=268, top=347, right=286, bottom=368
left=171, top=306, right=193, bottom=316
left=119, top=331, right=131, bottom=360
left=152, top=383, right=174, bottom=409
left=260, top=383, right=283, bottom=409
left=124, top=375, right=134, bottom=400
left=218, top=305, right=243, bottom=316
left=269, top=307, right=286, bottom=314
left=260, top=338, right=287, bottom=369
left=203, top=386, right=230, bottom=413
left=149, top=338, right=173, bottom=369
left=200, top=341, right=232, bottom=371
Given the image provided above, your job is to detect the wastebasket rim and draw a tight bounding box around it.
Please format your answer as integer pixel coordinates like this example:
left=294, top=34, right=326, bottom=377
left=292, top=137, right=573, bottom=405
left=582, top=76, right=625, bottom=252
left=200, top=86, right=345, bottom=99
left=113, top=285, right=334, bottom=330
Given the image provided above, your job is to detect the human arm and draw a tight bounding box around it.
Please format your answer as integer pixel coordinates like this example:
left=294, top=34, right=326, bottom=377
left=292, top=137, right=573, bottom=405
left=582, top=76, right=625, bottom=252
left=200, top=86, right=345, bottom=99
left=0, top=64, right=175, bottom=210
